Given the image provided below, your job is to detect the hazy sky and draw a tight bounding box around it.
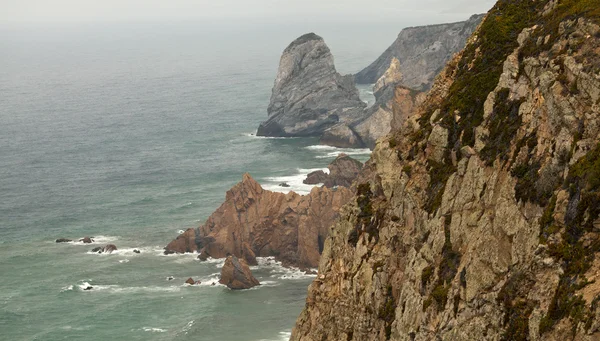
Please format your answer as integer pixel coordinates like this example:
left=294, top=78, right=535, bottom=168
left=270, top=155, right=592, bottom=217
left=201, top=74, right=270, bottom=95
left=3, top=0, right=496, bottom=24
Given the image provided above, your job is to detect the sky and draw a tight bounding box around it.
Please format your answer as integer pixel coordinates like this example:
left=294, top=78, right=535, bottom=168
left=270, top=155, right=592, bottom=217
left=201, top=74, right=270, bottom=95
left=2, top=0, right=497, bottom=25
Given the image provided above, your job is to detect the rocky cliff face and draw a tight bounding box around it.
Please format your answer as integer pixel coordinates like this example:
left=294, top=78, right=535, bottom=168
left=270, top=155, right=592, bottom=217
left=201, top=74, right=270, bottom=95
left=256, top=33, right=366, bottom=137
left=165, top=173, right=354, bottom=269
left=354, top=14, right=484, bottom=90
left=292, top=1, right=600, bottom=340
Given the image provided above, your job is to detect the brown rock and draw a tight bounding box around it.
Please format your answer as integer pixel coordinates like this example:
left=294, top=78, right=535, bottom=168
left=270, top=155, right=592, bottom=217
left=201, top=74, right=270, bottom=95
left=185, top=277, right=195, bottom=285
left=80, top=237, right=93, bottom=244
left=102, top=244, right=117, bottom=253
left=219, top=256, right=260, bottom=290
left=197, top=249, right=209, bottom=261
left=323, top=153, right=363, bottom=188
left=303, top=170, right=329, bottom=184
left=166, top=173, right=353, bottom=269
left=164, top=228, right=199, bottom=254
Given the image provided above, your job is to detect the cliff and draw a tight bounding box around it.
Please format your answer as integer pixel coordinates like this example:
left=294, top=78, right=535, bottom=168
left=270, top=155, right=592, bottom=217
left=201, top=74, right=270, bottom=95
left=292, top=1, right=600, bottom=340
left=256, top=33, right=366, bottom=137
left=354, top=14, right=485, bottom=90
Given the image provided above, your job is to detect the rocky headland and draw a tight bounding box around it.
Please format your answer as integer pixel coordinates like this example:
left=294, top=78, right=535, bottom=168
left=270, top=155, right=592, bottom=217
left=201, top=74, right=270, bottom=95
left=291, top=1, right=600, bottom=340
left=164, top=155, right=366, bottom=269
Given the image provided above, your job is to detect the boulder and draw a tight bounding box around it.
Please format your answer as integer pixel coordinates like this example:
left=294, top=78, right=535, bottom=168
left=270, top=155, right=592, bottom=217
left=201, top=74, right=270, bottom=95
left=303, top=170, right=329, bottom=185
left=219, top=256, right=260, bottom=290
left=91, top=247, right=102, bottom=253
left=80, top=237, right=93, bottom=244
left=133, top=249, right=141, bottom=254
left=197, top=250, right=209, bottom=261
left=257, top=33, right=366, bottom=137
left=324, top=154, right=363, bottom=188
left=102, top=244, right=117, bottom=254
left=279, top=182, right=290, bottom=187
left=185, top=278, right=195, bottom=285
left=55, top=238, right=72, bottom=243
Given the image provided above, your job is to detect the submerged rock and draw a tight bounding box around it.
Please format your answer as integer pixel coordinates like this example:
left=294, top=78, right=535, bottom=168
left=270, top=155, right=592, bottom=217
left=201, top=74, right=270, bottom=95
left=133, top=249, right=141, bottom=254
left=80, top=237, right=93, bottom=244
left=219, top=256, right=260, bottom=290
left=102, top=244, right=117, bottom=254
left=278, top=182, right=290, bottom=187
left=55, top=238, right=72, bottom=243
left=91, top=247, right=102, bottom=253
left=257, top=33, right=366, bottom=137
left=185, top=277, right=195, bottom=285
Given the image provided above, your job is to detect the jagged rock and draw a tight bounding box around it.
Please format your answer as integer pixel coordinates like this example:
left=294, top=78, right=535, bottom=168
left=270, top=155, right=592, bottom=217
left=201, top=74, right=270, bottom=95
left=166, top=276, right=174, bottom=281
left=197, top=250, right=209, bottom=261
left=257, top=33, right=366, bottom=137
left=80, top=237, right=93, bottom=244
left=303, top=170, right=329, bottom=185
left=279, top=182, right=290, bottom=188
left=91, top=247, right=102, bottom=253
left=219, top=256, right=260, bottom=290
left=133, top=249, right=141, bottom=254
left=355, top=14, right=485, bottom=90
left=102, top=244, right=117, bottom=254
left=291, top=5, right=600, bottom=341
left=165, top=173, right=352, bottom=269
left=164, top=228, right=199, bottom=254
left=55, top=238, right=72, bottom=243
left=320, top=124, right=364, bottom=148
left=185, top=278, right=195, bottom=285
left=303, top=154, right=363, bottom=188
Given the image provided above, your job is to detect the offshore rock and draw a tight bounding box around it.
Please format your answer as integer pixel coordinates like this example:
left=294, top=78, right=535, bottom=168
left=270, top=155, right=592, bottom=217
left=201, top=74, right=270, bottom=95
left=257, top=33, right=366, bottom=137
left=165, top=173, right=353, bottom=269
left=219, top=256, right=260, bottom=290
left=303, top=154, right=364, bottom=188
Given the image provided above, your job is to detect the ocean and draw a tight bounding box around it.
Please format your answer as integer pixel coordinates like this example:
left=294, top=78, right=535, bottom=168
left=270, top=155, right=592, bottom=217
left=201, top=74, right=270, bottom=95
left=0, top=20, right=391, bottom=340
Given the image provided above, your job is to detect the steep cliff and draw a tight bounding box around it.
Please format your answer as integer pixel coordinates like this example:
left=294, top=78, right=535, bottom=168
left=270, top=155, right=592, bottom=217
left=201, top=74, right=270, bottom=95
left=292, top=1, right=600, bottom=340
left=354, top=14, right=485, bottom=90
left=256, top=33, right=366, bottom=137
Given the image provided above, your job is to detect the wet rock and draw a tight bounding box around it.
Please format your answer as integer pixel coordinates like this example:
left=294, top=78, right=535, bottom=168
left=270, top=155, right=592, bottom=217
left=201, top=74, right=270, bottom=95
left=55, top=238, right=72, bottom=243
left=133, top=249, right=141, bottom=254
left=219, top=256, right=260, bottom=290
left=185, top=278, right=195, bottom=285
left=91, top=247, right=102, bottom=253
left=279, top=182, right=290, bottom=187
left=80, top=237, right=93, bottom=244
left=303, top=170, right=329, bottom=185
left=167, top=276, right=174, bottom=281
left=102, top=244, right=117, bottom=254
left=164, top=228, right=199, bottom=254
left=197, top=250, right=209, bottom=261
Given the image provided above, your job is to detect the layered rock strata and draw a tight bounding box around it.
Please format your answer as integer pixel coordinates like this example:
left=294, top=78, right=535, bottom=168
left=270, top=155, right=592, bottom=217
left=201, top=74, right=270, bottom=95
left=292, top=2, right=600, bottom=340
left=256, top=33, right=366, bottom=137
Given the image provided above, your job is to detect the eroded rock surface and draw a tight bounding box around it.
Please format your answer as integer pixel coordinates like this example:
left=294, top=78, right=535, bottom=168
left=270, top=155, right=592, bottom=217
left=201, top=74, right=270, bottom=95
left=219, top=256, right=260, bottom=290
left=257, top=33, right=366, bottom=137
left=292, top=3, right=600, bottom=341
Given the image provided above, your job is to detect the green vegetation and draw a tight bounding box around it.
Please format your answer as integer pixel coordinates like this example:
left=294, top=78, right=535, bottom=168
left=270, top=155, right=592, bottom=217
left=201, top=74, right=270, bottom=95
left=497, top=272, right=535, bottom=341
left=421, top=265, right=435, bottom=290
left=539, top=143, right=600, bottom=335
left=424, top=160, right=456, bottom=214
left=378, top=286, right=396, bottom=340
left=480, top=88, right=525, bottom=166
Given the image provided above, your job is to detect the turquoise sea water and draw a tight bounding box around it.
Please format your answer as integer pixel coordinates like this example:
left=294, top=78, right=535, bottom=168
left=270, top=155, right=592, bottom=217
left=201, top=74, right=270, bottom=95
left=0, top=21, right=390, bottom=340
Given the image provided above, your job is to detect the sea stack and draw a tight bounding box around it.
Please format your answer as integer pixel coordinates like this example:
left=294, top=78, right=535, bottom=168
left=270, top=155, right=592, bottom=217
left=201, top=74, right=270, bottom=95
left=219, top=256, right=260, bottom=290
left=256, top=33, right=366, bottom=137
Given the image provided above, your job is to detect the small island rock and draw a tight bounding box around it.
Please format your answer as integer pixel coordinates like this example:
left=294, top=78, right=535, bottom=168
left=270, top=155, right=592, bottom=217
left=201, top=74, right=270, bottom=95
left=219, top=256, right=260, bottom=290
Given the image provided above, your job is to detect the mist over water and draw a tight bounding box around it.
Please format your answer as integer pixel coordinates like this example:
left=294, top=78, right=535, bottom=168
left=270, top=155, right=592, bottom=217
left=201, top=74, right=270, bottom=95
left=0, top=19, right=406, bottom=340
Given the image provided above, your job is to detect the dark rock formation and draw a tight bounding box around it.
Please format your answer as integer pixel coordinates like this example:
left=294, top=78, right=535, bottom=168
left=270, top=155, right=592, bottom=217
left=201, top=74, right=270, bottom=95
left=291, top=3, right=600, bottom=340
left=133, top=249, right=141, bottom=254
left=219, top=256, right=260, bottom=290
left=91, top=247, right=102, bottom=253
left=279, top=182, right=290, bottom=187
left=80, top=237, right=93, bottom=244
left=185, top=277, right=195, bottom=285
left=303, top=154, right=363, bottom=188
left=102, top=244, right=117, bottom=254
left=197, top=250, right=209, bottom=261
left=303, top=170, right=329, bottom=185
left=165, top=173, right=353, bottom=269
left=55, top=238, right=72, bottom=243
left=354, top=14, right=484, bottom=90
left=256, top=33, right=366, bottom=137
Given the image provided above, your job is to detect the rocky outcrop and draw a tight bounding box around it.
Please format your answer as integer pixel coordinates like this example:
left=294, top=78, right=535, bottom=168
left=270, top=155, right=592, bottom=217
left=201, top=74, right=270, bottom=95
left=55, top=238, right=72, bottom=243
left=354, top=14, right=484, bottom=90
left=80, top=237, right=93, bottom=243
left=292, top=2, right=600, bottom=340
left=304, top=154, right=364, bottom=188
left=256, top=33, right=366, bottom=137
left=165, top=173, right=353, bottom=269
left=219, top=256, right=260, bottom=290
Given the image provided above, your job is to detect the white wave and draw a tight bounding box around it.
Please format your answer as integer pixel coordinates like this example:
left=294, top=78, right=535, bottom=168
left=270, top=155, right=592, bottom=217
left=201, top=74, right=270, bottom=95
left=257, top=330, right=292, bottom=341
left=261, top=167, right=328, bottom=195
left=243, top=132, right=300, bottom=140
left=255, top=257, right=317, bottom=280
left=142, top=327, right=167, bottom=333
left=119, top=259, right=130, bottom=263
left=203, top=257, right=226, bottom=267
left=195, top=273, right=226, bottom=288
left=86, top=246, right=161, bottom=256
left=75, top=281, right=181, bottom=293
left=305, top=144, right=372, bottom=159
left=182, top=320, right=195, bottom=335
left=67, top=235, right=119, bottom=245
left=60, top=285, right=74, bottom=292
left=304, top=145, right=340, bottom=151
